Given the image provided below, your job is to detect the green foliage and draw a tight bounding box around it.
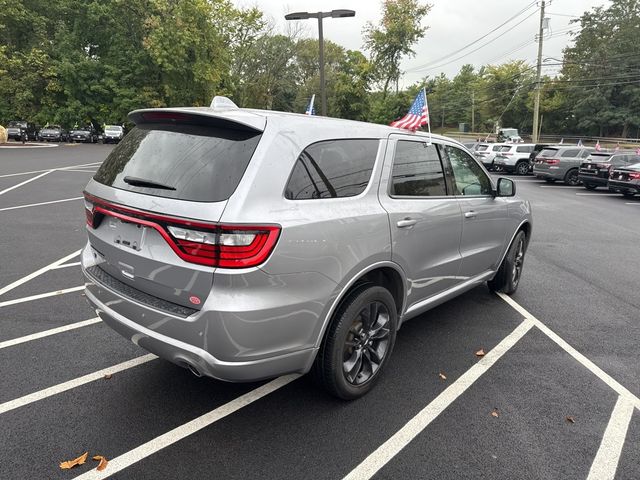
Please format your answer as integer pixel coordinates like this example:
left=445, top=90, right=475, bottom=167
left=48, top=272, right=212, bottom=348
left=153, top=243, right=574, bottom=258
left=364, top=0, right=431, bottom=96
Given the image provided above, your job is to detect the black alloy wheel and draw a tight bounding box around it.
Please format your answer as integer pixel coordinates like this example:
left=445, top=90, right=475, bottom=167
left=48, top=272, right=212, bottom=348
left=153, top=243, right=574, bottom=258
left=313, top=285, right=397, bottom=400
left=488, top=230, right=527, bottom=295
left=584, top=183, right=598, bottom=190
left=564, top=169, right=580, bottom=186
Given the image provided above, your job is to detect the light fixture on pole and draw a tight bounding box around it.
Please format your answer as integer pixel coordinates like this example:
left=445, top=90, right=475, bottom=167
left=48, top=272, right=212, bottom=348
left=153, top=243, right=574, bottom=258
left=285, top=9, right=356, bottom=116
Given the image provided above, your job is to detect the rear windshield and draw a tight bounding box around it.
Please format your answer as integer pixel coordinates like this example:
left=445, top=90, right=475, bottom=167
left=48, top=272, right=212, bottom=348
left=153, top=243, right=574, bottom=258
left=538, top=148, right=559, bottom=158
left=587, top=153, right=613, bottom=162
left=8, top=121, right=26, bottom=127
left=93, top=124, right=261, bottom=202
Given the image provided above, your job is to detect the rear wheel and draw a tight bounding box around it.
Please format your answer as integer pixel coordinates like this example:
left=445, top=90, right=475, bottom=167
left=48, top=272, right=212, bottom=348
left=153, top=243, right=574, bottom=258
left=584, top=183, right=597, bottom=190
left=622, top=191, right=635, bottom=198
left=515, top=161, right=529, bottom=176
left=564, top=169, right=580, bottom=186
left=312, top=285, right=397, bottom=400
left=488, top=230, right=527, bottom=295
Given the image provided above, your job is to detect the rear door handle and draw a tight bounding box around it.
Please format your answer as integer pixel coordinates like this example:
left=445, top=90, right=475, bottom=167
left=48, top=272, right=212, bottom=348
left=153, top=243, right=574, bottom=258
left=396, top=219, right=417, bottom=228
left=464, top=211, right=477, bottom=219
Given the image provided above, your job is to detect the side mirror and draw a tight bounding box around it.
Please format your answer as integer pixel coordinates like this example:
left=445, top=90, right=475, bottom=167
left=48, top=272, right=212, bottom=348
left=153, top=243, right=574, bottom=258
left=495, top=178, right=516, bottom=197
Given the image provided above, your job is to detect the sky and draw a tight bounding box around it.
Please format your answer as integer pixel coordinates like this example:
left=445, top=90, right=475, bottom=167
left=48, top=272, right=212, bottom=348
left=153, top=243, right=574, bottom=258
left=231, top=0, right=610, bottom=86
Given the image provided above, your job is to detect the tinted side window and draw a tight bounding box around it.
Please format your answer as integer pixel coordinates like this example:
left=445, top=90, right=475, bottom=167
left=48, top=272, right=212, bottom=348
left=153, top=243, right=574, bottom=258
left=390, top=141, right=447, bottom=196
left=444, top=145, right=492, bottom=196
left=284, top=139, right=378, bottom=200
left=561, top=149, right=580, bottom=158
left=580, top=150, right=591, bottom=158
left=516, top=145, right=534, bottom=153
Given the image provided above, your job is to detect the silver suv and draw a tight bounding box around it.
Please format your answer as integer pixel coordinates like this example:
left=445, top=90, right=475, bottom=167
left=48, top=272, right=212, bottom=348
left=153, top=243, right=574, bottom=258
left=532, top=146, right=592, bottom=185
left=81, top=97, right=532, bottom=399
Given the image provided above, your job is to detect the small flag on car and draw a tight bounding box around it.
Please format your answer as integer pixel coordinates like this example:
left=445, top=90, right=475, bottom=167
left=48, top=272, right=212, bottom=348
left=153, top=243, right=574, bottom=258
left=577, top=139, right=583, bottom=147
left=559, top=138, right=564, bottom=144
left=595, top=140, right=601, bottom=152
left=390, top=89, right=430, bottom=132
left=305, top=94, right=316, bottom=115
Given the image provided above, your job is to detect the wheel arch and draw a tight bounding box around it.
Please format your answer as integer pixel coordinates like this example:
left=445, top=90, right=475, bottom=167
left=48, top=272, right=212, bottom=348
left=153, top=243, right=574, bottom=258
left=313, top=261, right=407, bottom=350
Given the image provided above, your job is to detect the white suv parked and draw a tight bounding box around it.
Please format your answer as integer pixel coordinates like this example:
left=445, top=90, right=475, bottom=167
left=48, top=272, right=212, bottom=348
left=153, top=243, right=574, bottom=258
left=493, top=144, right=536, bottom=175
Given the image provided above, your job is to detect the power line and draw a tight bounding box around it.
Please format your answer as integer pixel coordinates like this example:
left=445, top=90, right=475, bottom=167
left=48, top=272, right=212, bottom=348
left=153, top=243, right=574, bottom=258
left=407, top=1, right=538, bottom=72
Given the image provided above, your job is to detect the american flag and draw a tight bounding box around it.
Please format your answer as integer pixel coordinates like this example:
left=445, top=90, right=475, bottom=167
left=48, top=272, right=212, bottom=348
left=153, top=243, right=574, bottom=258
left=305, top=94, right=316, bottom=115
left=390, top=90, right=429, bottom=131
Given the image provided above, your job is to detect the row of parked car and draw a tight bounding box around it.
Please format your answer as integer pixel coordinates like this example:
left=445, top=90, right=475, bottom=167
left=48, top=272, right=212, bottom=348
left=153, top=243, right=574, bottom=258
left=463, top=141, right=640, bottom=198
left=4, top=121, right=125, bottom=144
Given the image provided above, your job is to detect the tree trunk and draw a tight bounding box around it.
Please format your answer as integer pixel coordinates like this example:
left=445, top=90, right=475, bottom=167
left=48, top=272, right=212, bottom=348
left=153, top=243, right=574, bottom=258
left=621, top=121, right=629, bottom=138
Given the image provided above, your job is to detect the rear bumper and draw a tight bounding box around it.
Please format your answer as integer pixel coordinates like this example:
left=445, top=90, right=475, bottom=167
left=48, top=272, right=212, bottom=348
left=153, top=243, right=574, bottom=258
left=533, top=169, right=560, bottom=180
left=578, top=174, right=607, bottom=186
left=81, top=244, right=330, bottom=382
left=608, top=180, right=640, bottom=194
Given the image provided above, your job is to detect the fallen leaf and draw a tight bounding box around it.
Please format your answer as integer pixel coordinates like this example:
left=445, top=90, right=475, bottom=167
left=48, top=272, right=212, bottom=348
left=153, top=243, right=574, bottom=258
left=93, top=455, right=109, bottom=471
left=491, top=409, right=500, bottom=418
left=59, top=452, right=88, bottom=470
left=438, top=372, right=447, bottom=381
left=475, top=349, right=486, bottom=357
left=104, top=373, right=112, bottom=380
left=566, top=416, right=575, bottom=424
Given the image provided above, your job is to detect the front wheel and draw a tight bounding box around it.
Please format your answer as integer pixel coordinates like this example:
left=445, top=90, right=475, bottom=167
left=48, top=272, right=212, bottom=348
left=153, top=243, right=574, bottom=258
left=584, top=183, right=597, bottom=191
left=312, top=285, right=397, bottom=400
left=488, top=230, right=527, bottom=295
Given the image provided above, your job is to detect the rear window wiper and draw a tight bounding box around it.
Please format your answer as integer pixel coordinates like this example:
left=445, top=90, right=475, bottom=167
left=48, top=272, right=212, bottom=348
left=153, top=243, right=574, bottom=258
left=123, top=176, right=176, bottom=190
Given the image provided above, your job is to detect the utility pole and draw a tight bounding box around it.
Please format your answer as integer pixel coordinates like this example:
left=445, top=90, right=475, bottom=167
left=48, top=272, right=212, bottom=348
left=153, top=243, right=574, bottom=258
left=532, top=0, right=546, bottom=143
left=471, top=92, right=475, bottom=133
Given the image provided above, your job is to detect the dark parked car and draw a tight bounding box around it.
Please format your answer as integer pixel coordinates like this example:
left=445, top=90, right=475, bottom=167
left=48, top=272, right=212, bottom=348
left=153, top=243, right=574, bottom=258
left=578, top=151, right=640, bottom=190
left=70, top=125, right=99, bottom=143
left=39, top=125, right=68, bottom=142
left=6, top=121, right=38, bottom=141
left=608, top=162, right=640, bottom=197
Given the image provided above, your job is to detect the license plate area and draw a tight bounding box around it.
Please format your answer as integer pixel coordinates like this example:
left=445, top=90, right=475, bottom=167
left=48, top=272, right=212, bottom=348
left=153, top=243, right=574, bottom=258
left=109, top=217, right=145, bottom=251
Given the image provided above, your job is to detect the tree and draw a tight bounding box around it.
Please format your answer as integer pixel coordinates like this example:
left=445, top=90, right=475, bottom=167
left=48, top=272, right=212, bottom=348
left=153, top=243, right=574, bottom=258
left=363, top=0, right=431, bottom=97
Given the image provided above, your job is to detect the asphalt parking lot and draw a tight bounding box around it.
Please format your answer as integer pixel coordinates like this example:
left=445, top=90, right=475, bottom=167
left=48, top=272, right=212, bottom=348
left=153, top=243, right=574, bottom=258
left=1, top=143, right=639, bottom=479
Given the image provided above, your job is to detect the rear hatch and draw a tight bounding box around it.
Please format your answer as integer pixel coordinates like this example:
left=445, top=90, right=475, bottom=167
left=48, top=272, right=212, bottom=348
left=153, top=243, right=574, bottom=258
left=580, top=153, right=613, bottom=178
left=534, top=148, right=560, bottom=171
left=84, top=111, right=265, bottom=310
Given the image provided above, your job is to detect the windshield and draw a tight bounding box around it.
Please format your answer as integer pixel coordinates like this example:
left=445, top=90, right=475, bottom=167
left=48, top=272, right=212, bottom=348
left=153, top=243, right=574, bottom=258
left=501, top=129, right=517, bottom=136
left=8, top=121, right=26, bottom=128
left=93, top=123, right=262, bottom=202
left=44, top=125, right=61, bottom=130
left=105, top=126, right=123, bottom=132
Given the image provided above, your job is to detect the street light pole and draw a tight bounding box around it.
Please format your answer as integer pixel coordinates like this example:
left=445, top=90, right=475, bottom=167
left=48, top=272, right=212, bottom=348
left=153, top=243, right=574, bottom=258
left=285, top=9, right=355, bottom=116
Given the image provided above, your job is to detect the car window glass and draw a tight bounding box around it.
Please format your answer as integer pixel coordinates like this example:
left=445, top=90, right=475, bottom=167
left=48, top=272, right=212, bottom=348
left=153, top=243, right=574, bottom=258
left=284, top=139, right=379, bottom=200
left=580, top=150, right=591, bottom=158
left=477, top=145, right=488, bottom=152
left=561, top=149, right=580, bottom=158
left=538, top=148, right=558, bottom=158
left=516, top=145, right=533, bottom=153
left=443, top=145, right=492, bottom=196
left=389, top=141, right=447, bottom=197
left=499, top=146, right=511, bottom=152
left=492, top=145, right=503, bottom=151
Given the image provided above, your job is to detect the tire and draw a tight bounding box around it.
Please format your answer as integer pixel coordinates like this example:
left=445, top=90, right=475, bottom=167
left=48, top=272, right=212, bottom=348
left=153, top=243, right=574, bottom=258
left=584, top=183, right=598, bottom=190
left=515, top=161, right=529, bottom=176
left=622, top=191, right=635, bottom=198
left=563, top=169, right=580, bottom=186
left=488, top=230, right=527, bottom=295
left=544, top=178, right=556, bottom=183
left=312, top=285, right=397, bottom=400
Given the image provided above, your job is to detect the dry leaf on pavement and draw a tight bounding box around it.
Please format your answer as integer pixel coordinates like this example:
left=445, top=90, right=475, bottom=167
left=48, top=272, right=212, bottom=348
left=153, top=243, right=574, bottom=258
left=565, top=416, right=575, bottom=424
left=59, top=452, right=88, bottom=470
left=475, top=349, right=486, bottom=357
left=438, top=372, right=447, bottom=381
left=104, top=373, right=112, bottom=380
left=491, top=409, right=500, bottom=418
left=93, top=455, right=109, bottom=471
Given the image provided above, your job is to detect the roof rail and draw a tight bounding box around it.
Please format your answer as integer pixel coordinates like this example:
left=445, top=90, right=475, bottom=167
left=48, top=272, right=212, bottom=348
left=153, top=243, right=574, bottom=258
left=210, top=96, right=239, bottom=111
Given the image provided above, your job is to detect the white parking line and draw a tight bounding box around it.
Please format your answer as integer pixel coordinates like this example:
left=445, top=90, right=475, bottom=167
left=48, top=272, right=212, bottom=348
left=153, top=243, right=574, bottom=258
left=587, top=395, right=635, bottom=480
left=63, top=169, right=98, bottom=173
left=72, top=374, right=300, bottom=480
left=497, top=293, right=640, bottom=411
left=0, top=354, right=157, bottom=415
left=0, top=170, right=53, bottom=196
left=51, top=261, right=82, bottom=270
left=539, top=185, right=582, bottom=188
left=0, top=162, right=102, bottom=178
left=0, top=196, right=83, bottom=212
left=0, top=286, right=85, bottom=308
left=342, top=318, right=534, bottom=480
left=0, top=317, right=101, bottom=350
left=0, top=250, right=81, bottom=297
left=625, top=202, right=640, bottom=206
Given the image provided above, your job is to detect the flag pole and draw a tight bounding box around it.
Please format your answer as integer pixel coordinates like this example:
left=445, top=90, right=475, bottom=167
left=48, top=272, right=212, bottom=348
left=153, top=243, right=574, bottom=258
left=423, top=87, right=431, bottom=145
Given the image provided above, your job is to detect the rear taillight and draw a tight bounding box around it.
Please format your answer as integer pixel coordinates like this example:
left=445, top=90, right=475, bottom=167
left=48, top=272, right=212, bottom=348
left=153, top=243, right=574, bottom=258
left=503, top=152, right=513, bottom=156
left=629, top=172, right=640, bottom=180
left=545, top=159, right=560, bottom=165
left=83, top=193, right=280, bottom=268
left=596, top=163, right=612, bottom=170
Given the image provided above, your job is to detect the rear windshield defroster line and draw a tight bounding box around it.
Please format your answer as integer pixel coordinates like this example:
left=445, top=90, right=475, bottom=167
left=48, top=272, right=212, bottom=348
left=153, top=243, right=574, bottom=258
left=93, top=123, right=262, bottom=202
